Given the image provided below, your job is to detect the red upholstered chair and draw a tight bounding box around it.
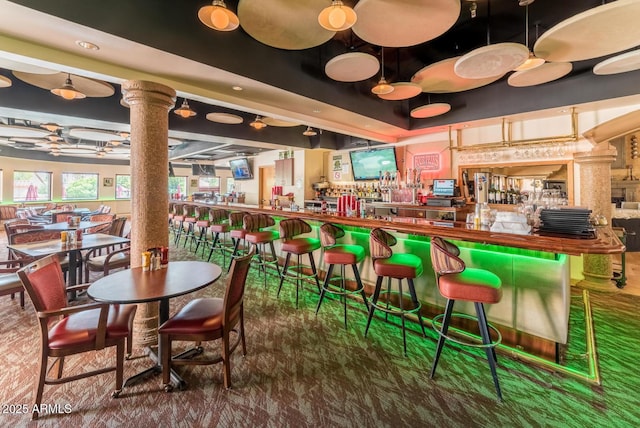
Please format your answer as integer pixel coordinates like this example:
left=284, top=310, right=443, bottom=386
left=277, top=218, right=321, bottom=308
left=243, top=213, right=281, bottom=288
left=364, top=228, right=426, bottom=356
left=315, top=223, right=368, bottom=327
left=17, top=255, right=137, bottom=420
left=430, top=237, right=503, bottom=400
left=159, top=249, right=254, bottom=391
left=83, top=213, right=115, bottom=234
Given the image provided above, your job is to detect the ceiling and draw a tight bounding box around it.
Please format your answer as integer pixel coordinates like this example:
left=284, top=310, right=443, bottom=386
left=1, top=0, right=640, bottom=165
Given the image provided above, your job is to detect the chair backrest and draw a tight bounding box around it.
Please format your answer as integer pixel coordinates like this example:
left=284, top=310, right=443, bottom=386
left=229, top=211, right=247, bottom=228
left=209, top=208, right=228, bottom=224
left=172, top=204, right=183, bottom=215
left=59, top=204, right=75, bottom=212
left=43, top=202, right=57, bottom=212
left=430, top=237, right=466, bottom=279
left=5, top=222, right=43, bottom=237
left=4, top=218, right=30, bottom=235
left=89, top=213, right=116, bottom=223
left=9, top=229, right=62, bottom=245
left=17, top=254, right=67, bottom=313
left=52, top=211, right=75, bottom=223
left=183, top=204, right=196, bottom=217
left=100, top=205, right=112, bottom=214
left=0, top=205, right=17, bottom=220
left=224, top=248, right=255, bottom=327
left=369, top=228, right=396, bottom=260
left=243, top=213, right=275, bottom=232
left=279, top=218, right=311, bottom=240
left=320, top=223, right=344, bottom=248
left=109, top=217, right=128, bottom=237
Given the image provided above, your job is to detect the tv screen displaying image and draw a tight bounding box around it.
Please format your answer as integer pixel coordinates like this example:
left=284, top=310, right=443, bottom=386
left=229, top=158, right=253, bottom=180
left=349, top=147, right=398, bottom=181
left=191, top=164, right=216, bottom=176
left=433, top=179, right=456, bottom=197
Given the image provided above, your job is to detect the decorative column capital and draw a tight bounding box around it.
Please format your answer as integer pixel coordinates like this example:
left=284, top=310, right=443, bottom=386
left=573, top=141, right=617, bottom=165
left=121, top=80, right=176, bottom=110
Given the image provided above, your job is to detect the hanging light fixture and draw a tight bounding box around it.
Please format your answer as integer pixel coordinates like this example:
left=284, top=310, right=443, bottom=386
left=41, top=123, right=62, bottom=132
left=51, top=73, right=86, bottom=100
left=514, top=3, right=544, bottom=71
left=302, top=126, right=317, bottom=136
left=174, top=98, right=197, bottom=118
left=45, top=133, right=62, bottom=142
left=250, top=115, right=267, bottom=130
left=198, top=0, right=239, bottom=32
left=372, top=48, right=394, bottom=95
left=318, top=1, right=357, bottom=31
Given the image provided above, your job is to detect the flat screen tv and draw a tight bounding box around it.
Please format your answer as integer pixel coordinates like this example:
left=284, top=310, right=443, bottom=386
left=433, top=179, right=456, bottom=197
left=229, top=158, right=253, bottom=180
left=192, top=164, right=216, bottom=176
left=349, top=147, right=398, bottom=181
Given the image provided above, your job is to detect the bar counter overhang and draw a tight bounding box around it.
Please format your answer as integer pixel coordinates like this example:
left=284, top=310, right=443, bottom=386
left=175, top=201, right=624, bottom=384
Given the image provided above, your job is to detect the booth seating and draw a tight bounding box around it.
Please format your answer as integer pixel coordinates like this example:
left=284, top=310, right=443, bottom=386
left=430, top=236, right=504, bottom=400
left=243, top=213, right=281, bottom=288
left=315, top=223, right=368, bottom=327
left=277, top=219, right=321, bottom=308
left=364, top=228, right=426, bottom=356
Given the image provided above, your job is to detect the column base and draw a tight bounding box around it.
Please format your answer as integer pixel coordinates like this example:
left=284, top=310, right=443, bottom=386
left=133, top=302, right=159, bottom=348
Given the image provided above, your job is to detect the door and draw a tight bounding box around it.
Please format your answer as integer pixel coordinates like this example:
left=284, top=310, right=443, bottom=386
left=260, top=166, right=275, bottom=206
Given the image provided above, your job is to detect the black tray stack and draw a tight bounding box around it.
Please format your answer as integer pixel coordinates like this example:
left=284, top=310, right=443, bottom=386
left=538, top=208, right=594, bottom=237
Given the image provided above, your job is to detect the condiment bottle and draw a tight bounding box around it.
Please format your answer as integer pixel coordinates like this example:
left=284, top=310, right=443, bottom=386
left=141, top=251, right=151, bottom=271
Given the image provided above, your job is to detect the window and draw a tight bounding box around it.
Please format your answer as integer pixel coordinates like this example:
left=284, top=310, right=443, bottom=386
left=169, top=176, right=187, bottom=198
left=62, top=173, right=98, bottom=200
left=198, top=176, right=220, bottom=193
left=115, top=175, right=131, bottom=199
left=226, top=178, right=235, bottom=194
left=13, top=171, right=52, bottom=202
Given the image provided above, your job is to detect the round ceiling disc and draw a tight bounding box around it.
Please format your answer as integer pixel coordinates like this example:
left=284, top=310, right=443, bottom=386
left=0, top=58, right=57, bottom=74
left=206, top=112, right=244, bottom=124
left=0, top=75, right=11, bottom=88
left=508, top=62, right=573, bottom=87
left=378, top=82, right=422, bottom=101
left=411, top=56, right=503, bottom=93
left=69, top=128, right=125, bottom=141
left=353, top=0, right=460, bottom=47
left=238, top=0, right=334, bottom=50
left=325, top=52, right=379, bottom=82
left=593, top=49, right=640, bottom=75
left=454, top=43, right=530, bottom=79
left=410, top=103, right=451, bottom=119
left=262, top=117, right=301, bottom=127
left=0, top=124, right=50, bottom=138
left=12, top=71, right=115, bottom=97
left=59, top=146, right=98, bottom=155
left=534, top=0, right=640, bottom=63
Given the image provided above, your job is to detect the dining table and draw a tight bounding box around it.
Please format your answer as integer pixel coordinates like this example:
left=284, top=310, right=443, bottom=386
left=7, top=233, right=130, bottom=292
left=42, top=220, right=111, bottom=232
left=87, top=260, right=223, bottom=390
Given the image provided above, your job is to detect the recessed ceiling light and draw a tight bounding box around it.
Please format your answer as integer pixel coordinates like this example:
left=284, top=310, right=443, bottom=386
left=76, top=40, right=100, bottom=51
left=232, top=85, right=243, bottom=91
left=313, top=109, right=321, bottom=113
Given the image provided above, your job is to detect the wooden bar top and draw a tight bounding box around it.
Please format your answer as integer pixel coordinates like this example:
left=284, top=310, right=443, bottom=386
left=174, top=201, right=624, bottom=256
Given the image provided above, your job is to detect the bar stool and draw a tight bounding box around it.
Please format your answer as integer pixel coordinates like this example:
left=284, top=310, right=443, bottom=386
left=364, top=228, right=426, bottom=356
left=315, top=223, right=368, bottom=328
left=228, top=211, right=249, bottom=272
left=170, top=203, right=184, bottom=244
left=277, top=219, right=321, bottom=308
left=181, top=204, right=200, bottom=250
left=204, top=208, right=231, bottom=265
left=189, top=205, right=210, bottom=253
left=429, top=236, right=503, bottom=400
left=174, top=204, right=195, bottom=246
left=243, top=213, right=281, bottom=288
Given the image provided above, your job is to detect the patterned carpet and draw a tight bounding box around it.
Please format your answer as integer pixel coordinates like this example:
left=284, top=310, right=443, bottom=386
left=1, top=233, right=639, bottom=427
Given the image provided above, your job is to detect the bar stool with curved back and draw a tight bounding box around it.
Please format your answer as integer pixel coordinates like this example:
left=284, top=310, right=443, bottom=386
left=227, top=211, right=249, bottom=271
left=277, top=219, right=321, bottom=308
left=17, top=255, right=137, bottom=420
left=169, top=203, right=182, bottom=241
left=364, top=228, right=426, bottom=356
left=315, top=223, right=368, bottom=327
left=429, top=236, right=504, bottom=400
left=159, top=249, right=254, bottom=391
left=204, top=208, right=231, bottom=265
left=243, top=213, right=281, bottom=288
left=189, top=205, right=211, bottom=253
left=171, top=203, right=185, bottom=245
left=168, top=202, right=175, bottom=231
left=180, top=204, right=199, bottom=249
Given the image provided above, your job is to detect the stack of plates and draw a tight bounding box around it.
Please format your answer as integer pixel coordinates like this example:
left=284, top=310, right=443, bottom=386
left=538, top=208, right=594, bottom=236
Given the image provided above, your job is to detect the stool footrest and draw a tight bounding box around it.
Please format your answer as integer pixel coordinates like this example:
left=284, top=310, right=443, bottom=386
left=432, top=312, right=502, bottom=349
left=370, top=291, right=421, bottom=315
left=321, top=280, right=365, bottom=297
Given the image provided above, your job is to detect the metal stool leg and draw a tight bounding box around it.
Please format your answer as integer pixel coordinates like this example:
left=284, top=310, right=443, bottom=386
left=430, top=299, right=455, bottom=379
left=476, top=302, right=502, bottom=401
left=364, top=276, right=384, bottom=337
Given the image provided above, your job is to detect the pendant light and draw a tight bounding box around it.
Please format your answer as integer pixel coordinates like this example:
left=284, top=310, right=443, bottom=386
left=371, top=48, right=394, bottom=95
left=514, top=3, right=545, bottom=71
left=318, top=1, right=357, bottom=31
left=198, top=0, right=239, bottom=32
left=174, top=98, right=197, bottom=118
left=51, top=73, right=86, bottom=100
left=302, top=126, right=317, bottom=136
left=250, top=115, right=267, bottom=130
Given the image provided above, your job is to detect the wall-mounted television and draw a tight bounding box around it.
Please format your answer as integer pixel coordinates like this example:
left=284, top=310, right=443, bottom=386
left=229, top=158, right=253, bottom=180
left=192, top=164, right=216, bottom=176
left=433, top=179, right=456, bottom=197
left=349, top=147, right=398, bottom=181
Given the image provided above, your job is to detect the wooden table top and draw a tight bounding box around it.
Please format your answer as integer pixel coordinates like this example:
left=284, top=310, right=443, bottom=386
left=42, top=221, right=110, bottom=231
left=87, top=261, right=222, bottom=304
left=7, top=233, right=129, bottom=257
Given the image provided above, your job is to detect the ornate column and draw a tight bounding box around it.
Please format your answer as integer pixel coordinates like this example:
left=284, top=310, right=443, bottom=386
left=122, top=81, right=176, bottom=347
left=574, top=141, right=617, bottom=292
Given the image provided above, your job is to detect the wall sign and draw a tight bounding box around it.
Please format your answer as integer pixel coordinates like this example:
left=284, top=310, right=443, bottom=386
left=414, top=153, right=440, bottom=171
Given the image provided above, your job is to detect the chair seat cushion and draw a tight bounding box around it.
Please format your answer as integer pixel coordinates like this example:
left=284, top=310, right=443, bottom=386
left=281, top=237, right=320, bottom=255
left=0, top=273, right=22, bottom=294
left=230, top=229, right=246, bottom=239
left=245, top=230, right=279, bottom=245
left=373, top=253, right=423, bottom=279
left=48, top=304, right=136, bottom=349
left=86, top=252, right=130, bottom=271
left=196, top=220, right=209, bottom=228
left=438, top=267, right=502, bottom=304
left=324, top=244, right=365, bottom=265
left=210, top=223, right=229, bottom=233
left=159, top=298, right=223, bottom=335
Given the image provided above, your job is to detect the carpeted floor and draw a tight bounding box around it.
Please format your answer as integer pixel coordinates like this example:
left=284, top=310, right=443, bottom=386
left=1, top=233, right=639, bottom=427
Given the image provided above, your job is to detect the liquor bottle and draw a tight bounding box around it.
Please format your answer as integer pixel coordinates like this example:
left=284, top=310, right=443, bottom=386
left=488, top=187, right=496, bottom=204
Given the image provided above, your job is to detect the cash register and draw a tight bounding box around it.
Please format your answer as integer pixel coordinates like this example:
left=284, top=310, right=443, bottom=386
left=426, top=179, right=464, bottom=207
